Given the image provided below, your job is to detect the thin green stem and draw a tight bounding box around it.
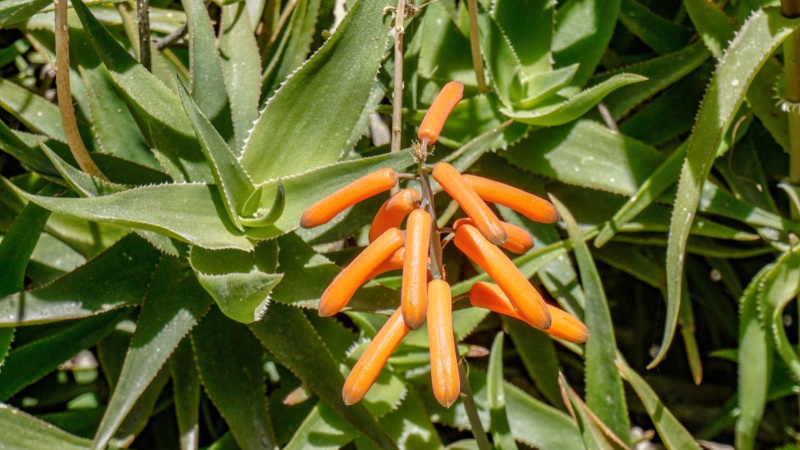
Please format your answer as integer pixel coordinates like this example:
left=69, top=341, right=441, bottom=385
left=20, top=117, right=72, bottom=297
left=54, top=0, right=107, bottom=180
left=465, top=0, right=487, bottom=93
left=458, top=361, right=492, bottom=450
left=391, top=0, right=407, bottom=154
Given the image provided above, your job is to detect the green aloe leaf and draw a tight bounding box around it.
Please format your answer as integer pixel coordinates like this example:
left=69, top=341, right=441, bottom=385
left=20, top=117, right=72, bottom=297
left=0, top=120, right=58, bottom=175
left=0, top=309, right=128, bottom=401
left=422, top=368, right=582, bottom=449
left=194, top=307, right=277, bottom=450
left=169, top=339, right=201, bottom=450
left=736, top=265, right=773, bottom=450
left=0, top=404, right=112, bottom=450
left=219, top=2, right=261, bottom=155
left=354, top=391, right=444, bottom=450
left=177, top=80, right=254, bottom=230
left=284, top=403, right=357, bottom=449
left=513, top=64, right=578, bottom=110
left=503, top=317, right=562, bottom=407
left=70, top=0, right=211, bottom=183
left=487, top=333, right=519, bottom=450
left=91, top=256, right=213, bottom=450
left=552, top=0, right=621, bottom=91
left=261, top=0, right=321, bottom=98
left=756, top=246, right=800, bottom=382
left=0, top=78, right=68, bottom=143
left=683, top=0, right=736, bottom=58
left=182, top=0, right=231, bottom=139
left=617, top=359, right=701, bottom=449
left=558, top=374, right=627, bottom=450
left=243, top=151, right=415, bottom=241
left=664, top=8, right=800, bottom=368
left=492, top=0, right=553, bottom=75
left=240, top=0, right=392, bottom=183
left=501, top=74, right=646, bottom=126
left=9, top=180, right=253, bottom=251
left=189, top=241, right=282, bottom=323
left=592, top=41, right=710, bottom=120
left=619, top=0, right=693, bottom=54
left=0, top=0, right=51, bottom=26
left=250, top=303, right=397, bottom=450
left=478, top=8, right=523, bottom=107
left=0, top=235, right=160, bottom=325
left=553, top=195, right=630, bottom=444
left=40, top=143, right=127, bottom=197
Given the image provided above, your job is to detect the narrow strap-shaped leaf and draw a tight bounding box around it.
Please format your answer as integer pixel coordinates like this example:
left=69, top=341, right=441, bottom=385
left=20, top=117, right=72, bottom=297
left=284, top=402, right=357, bottom=450
left=619, top=0, right=693, bottom=54
left=170, top=339, right=201, bottom=450
left=249, top=303, right=397, bottom=450
left=617, top=358, right=701, bottom=449
left=193, top=307, right=277, bottom=450
left=553, top=195, right=630, bottom=444
left=110, top=366, right=171, bottom=448
left=177, top=80, right=254, bottom=230
left=0, top=309, right=128, bottom=401
left=558, top=375, right=622, bottom=450
left=0, top=78, right=67, bottom=143
left=0, top=120, right=57, bottom=175
left=757, top=246, right=800, bottom=382
left=40, top=143, right=127, bottom=197
left=8, top=180, right=254, bottom=251
left=0, top=0, right=51, bottom=26
left=182, top=0, right=232, bottom=138
left=91, top=256, right=213, bottom=450
left=552, top=0, right=621, bottom=91
left=70, top=0, right=211, bottom=183
left=0, top=198, right=51, bottom=295
left=353, top=391, right=444, bottom=449
left=492, top=0, right=553, bottom=74
left=219, top=2, right=261, bottom=155
left=683, top=0, right=736, bottom=58
left=487, top=333, right=519, bottom=450
left=663, top=8, right=800, bottom=368
left=0, top=235, right=160, bottom=325
left=0, top=403, right=104, bottom=450
left=736, top=265, right=773, bottom=450
left=502, top=317, right=562, bottom=407
left=501, top=74, right=646, bottom=126
left=478, top=7, right=523, bottom=108
left=240, top=0, right=392, bottom=183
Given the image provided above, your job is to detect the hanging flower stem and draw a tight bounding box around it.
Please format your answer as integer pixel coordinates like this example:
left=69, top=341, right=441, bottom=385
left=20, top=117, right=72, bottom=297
left=54, top=0, right=107, bottom=181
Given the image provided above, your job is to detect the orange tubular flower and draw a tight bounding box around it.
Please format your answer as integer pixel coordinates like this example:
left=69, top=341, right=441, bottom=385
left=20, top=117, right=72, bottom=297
left=454, top=224, right=552, bottom=330
left=401, top=209, right=432, bottom=330
left=418, top=81, right=464, bottom=145
left=462, top=174, right=559, bottom=224
left=318, top=228, right=405, bottom=317
left=453, top=218, right=534, bottom=254
left=469, top=282, right=589, bottom=343
left=432, top=162, right=508, bottom=245
left=427, top=280, right=460, bottom=407
left=300, top=168, right=398, bottom=228
left=343, top=308, right=410, bottom=405
left=369, top=188, right=421, bottom=242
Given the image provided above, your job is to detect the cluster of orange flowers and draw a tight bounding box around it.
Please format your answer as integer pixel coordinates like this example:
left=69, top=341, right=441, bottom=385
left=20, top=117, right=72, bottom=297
left=300, top=81, right=589, bottom=408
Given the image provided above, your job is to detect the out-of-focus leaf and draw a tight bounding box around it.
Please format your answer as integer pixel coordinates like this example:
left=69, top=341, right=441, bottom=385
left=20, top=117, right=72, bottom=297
left=0, top=309, right=127, bottom=401
left=664, top=8, right=800, bottom=369
left=487, top=333, right=518, bottom=450
left=240, top=0, right=392, bottom=183
left=91, top=256, right=212, bottom=450
left=0, top=235, right=160, bottom=325
left=683, top=0, right=736, bottom=58
left=757, top=245, right=800, bottom=382
left=0, top=78, right=67, bottom=143
left=552, top=0, right=621, bottom=91
left=617, top=359, right=701, bottom=449
left=194, top=307, right=277, bottom=450
left=422, top=369, right=582, bottom=449
left=354, top=391, right=444, bottom=450
left=558, top=374, right=627, bottom=450
left=0, top=404, right=109, bottom=450
left=592, top=41, right=710, bottom=120
left=503, top=317, right=562, bottom=407
left=284, top=402, right=356, bottom=450
left=261, top=0, right=321, bottom=97
left=417, top=2, right=476, bottom=86
left=71, top=0, right=211, bottom=183
left=250, top=303, right=397, bottom=450
left=478, top=8, right=522, bottom=107
left=9, top=180, right=253, bottom=251
left=189, top=241, right=282, bottom=323
left=0, top=0, right=51, bottom=26
left=736, top=265, right=773, bottom=450
left=501, top=74, right=646, bottom=126
left=170, top=338, right=201, bottom=450
left=748, top=58, right=790, bottom=152
left=553, top=195, right=630, bottom=444
left=619, top=0, right=693, bottom=54
left=220, top=2, right=261, bottom=155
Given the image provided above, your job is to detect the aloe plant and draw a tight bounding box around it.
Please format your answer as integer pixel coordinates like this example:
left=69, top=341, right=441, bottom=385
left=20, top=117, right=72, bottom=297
left=2, top=0, right=800, bottom=448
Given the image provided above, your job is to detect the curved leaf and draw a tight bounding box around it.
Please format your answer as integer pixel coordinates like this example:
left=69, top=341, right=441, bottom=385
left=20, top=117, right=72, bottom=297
left=487, top=333, right=518, bottom=450
left=663, top=8, right=800, bottom=368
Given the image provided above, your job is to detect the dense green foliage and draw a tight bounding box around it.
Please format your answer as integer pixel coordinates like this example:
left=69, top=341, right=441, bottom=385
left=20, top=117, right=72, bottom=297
left=1, top=0, right=800, bottom=448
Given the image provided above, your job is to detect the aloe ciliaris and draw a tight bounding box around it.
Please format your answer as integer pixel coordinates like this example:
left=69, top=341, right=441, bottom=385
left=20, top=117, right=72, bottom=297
left=1, top=0, right=800, bottom=448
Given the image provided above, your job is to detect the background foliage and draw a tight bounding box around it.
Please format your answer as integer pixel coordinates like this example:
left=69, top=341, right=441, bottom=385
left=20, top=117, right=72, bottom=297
left=1, top=0, right=800, bottom=448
